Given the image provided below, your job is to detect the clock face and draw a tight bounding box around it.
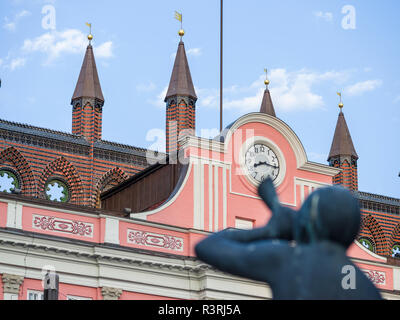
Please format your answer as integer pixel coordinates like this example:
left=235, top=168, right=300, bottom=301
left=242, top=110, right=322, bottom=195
left=245, top=143, right=280, bottom=183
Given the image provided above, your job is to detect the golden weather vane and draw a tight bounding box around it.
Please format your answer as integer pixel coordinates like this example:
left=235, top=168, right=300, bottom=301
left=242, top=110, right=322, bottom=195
left=264, top=68, right=270, bottom=86
left=337, top=92, right=344, bottom=110
left=86, top=22, right=93, bottom=42
left=175, top=11, right=185, bottom=39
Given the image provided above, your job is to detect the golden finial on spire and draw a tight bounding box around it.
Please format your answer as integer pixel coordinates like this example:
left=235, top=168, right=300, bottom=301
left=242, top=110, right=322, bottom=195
left=264, top=68, right=270, bottom=86
left=337, top=92, right=344, bottom=110
left=86, top=22, right=93, bottom=42
left=175, top=11, right=184, bottom=39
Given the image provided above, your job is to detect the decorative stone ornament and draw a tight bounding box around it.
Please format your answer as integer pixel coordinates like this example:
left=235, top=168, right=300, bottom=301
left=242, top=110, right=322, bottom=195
left=101, top=287, right=122, bottom=300
left=2, top=273, right=24, bottom=294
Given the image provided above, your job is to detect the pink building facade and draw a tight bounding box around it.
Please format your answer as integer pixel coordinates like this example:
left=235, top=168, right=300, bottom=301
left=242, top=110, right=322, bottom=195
left=1, top=112, right=399, bottom=300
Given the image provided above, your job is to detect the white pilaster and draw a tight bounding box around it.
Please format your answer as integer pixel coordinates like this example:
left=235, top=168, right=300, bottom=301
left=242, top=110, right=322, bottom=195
left=214, top=166, right=219, bottom=231
left=222, top=167, right=227, bottom=229
left=6, top=201, right=23, bottom=230
left=104, top=218, right=120, bottom=245
left=394, top=267, right=400, bottom=291
left=193, top=163, right=201, bottom=229
left=208, top=164, right=213, bottom=232
left=200, top=163, right=205, bottom=230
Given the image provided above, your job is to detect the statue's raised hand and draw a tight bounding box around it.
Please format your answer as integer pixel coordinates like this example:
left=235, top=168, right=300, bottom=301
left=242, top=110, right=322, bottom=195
left=257, top=178, right=297, bottom=240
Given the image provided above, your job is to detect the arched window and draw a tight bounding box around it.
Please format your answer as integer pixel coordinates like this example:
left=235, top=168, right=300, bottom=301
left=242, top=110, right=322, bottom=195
left=44, top=178, right=70, bottom=202
left=0, top=168, right=21, bottom=193
left=358, top=237, right=376, bottom=253
left=392, top=244, right=400, bottom=258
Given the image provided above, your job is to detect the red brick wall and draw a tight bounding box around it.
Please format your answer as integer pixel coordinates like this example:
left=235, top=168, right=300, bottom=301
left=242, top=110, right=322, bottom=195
left=72, top=102, right=102, bottom=142
left=0, top=138, right=146, bottom=207
left=166, top=99, right=195, bottom=154
left=332, top=158, right=358, bottom=191
left=358, top=209, right=400, bottom=256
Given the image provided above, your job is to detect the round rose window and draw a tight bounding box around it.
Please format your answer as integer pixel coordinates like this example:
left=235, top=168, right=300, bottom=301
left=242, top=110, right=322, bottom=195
left=0, top=169, right=20, bottom=193
left=45, top=179, right=69, bottom=202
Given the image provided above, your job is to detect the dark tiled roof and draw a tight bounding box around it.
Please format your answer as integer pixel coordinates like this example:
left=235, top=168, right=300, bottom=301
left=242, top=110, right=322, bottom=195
left=328, top=111, right=358, bottom=160
left=165, top=41, right=197, bottom=101
left=260, top=89, right=276, bottom=117
left=94, top=140, right=161, bottom=158
left=355, top=191, right=400, bottom=207
left=0, top=118, right=89, bottom=146
left=0, top=118, right=166, bottom=158
left=72, top=44, right=104, bottom=102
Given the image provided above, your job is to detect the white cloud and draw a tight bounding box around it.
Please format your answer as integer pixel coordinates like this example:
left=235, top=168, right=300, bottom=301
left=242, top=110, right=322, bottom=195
left=221, top=69, right=349, bottom=112
left=17, top=10, right=31, bottom=18
left=10, top=57, right=26, bottom=70
left=3, top=10, right=31, bottom=31
left=187, top=48, right=202, bottom=57
left=394, top=95, right=400, bottom=103
left=22, top=29, right=113, bottom=64
left=344, top=80, right=382, bottom=96
left=0, top=59, right=3, bottom=67
left=314, top=11, right=333, bottom=22
left=3, top=21, right=16, bottom=31
left=136, top=82, right=156, bottom=93
left=269, top=69, right=326, bottom=111
left=95, top=41, right=113, bottom=58
left=150, top=68, right=359, bottom=113
left=149, top=86, right=168, bottom=108
left=196, top=88, right=219, bottom=108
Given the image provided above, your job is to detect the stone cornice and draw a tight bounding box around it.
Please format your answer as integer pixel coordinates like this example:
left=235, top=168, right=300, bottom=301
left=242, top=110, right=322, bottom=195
left=0, top=233, right=213, bottom=273
left=299, top=161, right=341, bottom=177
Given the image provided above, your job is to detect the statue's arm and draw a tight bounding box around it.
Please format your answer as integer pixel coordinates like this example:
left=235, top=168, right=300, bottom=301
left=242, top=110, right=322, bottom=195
left=195, top=228, right=291, bottom=283
left=237, top=178, right=297, bottom=242
left=210, top=179, right=296, bottom=243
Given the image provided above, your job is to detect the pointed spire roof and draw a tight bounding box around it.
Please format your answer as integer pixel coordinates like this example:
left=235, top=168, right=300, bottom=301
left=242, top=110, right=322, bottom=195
left=260, top=89, right=276, bottom=117
left=165, top=41, right=197, bottom=102
left=328, top=111, right=358, bottom=160
left=72, top=44, right=104, bottom=103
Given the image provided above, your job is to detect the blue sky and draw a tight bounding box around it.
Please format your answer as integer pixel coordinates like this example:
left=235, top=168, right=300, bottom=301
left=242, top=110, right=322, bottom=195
left=0, top=0, right=399, bottom=198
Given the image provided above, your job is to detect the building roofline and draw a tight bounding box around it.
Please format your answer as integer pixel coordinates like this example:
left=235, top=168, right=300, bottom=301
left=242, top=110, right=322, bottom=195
left=0, top=118, right=86, bottom=142
left=0, top=118, right=165, bottom=158
left=355, top=190, right=400, bottom=207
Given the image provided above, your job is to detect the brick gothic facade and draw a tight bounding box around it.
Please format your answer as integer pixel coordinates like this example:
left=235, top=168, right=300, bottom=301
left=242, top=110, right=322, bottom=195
left=0, top=36, right=399, bottom=262
left=327, top=108, right=400, bottom=257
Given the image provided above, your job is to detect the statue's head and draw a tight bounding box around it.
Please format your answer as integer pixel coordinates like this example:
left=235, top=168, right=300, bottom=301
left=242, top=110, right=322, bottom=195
left=294, top=185, right=361, bottom=248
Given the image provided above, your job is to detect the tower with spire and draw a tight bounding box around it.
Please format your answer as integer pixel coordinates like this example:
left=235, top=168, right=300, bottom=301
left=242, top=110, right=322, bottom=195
left=71, top=27, right=104, bottom=143
left=259, top=69, right=276, bottom=116
left=328, top=96, right=359, bottom=191
left=164, top=14, right=197, bottom=154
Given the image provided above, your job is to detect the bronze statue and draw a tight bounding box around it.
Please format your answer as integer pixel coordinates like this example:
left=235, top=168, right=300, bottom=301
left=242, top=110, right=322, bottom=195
left=195, top=178, right=382, bottom=300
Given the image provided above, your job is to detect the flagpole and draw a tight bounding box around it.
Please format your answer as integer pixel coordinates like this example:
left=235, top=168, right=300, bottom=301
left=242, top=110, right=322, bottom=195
left=220, top=0, right=223, bottom=132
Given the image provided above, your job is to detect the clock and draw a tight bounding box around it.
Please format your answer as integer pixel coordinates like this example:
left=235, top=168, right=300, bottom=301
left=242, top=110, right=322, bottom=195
left=245, top=143, right=280, bottom=183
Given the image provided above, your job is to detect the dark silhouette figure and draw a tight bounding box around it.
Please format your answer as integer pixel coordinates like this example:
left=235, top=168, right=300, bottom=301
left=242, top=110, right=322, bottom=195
left=195, top=178, right=381, bottom=300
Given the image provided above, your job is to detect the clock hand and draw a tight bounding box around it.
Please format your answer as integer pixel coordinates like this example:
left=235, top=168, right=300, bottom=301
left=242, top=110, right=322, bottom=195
left=254, top=162, right=278, bottom=169
left=254, top=161, right=267, bottom=168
